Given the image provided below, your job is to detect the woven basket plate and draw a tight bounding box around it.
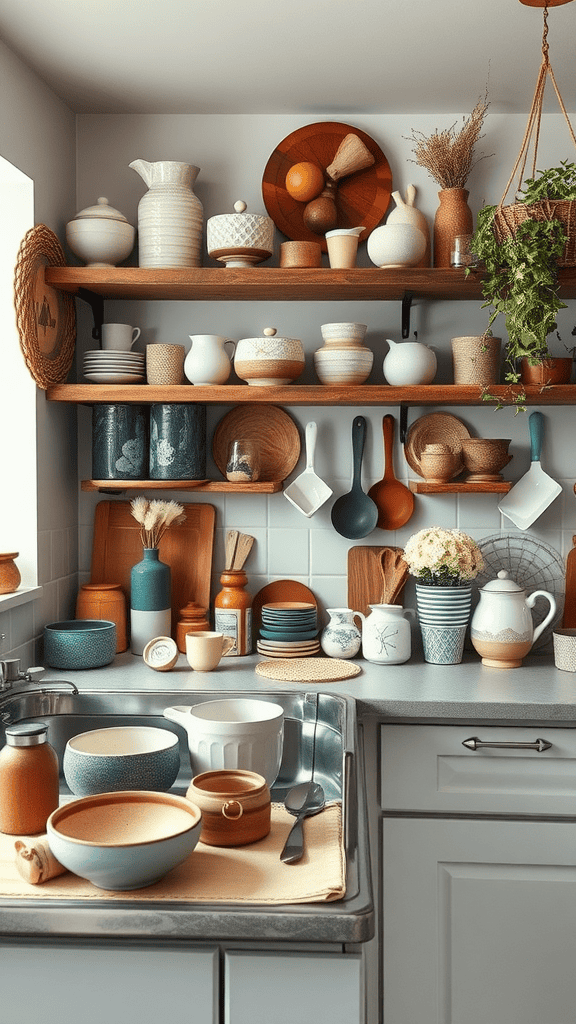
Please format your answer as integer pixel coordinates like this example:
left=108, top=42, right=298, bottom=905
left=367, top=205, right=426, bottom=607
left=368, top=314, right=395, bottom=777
left=404, top=412, right=471, bottom=479
left=212, top=404, right=301, bottom=482
left=255, top=658, right=361, bottom=682
left=13, top=224, right=76, bottom=389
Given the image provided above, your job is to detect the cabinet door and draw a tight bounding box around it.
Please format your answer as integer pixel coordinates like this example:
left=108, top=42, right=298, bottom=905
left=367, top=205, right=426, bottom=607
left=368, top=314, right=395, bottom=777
left=383, top=818, right=576, bottom=1024
left=224, top=950, right=363, bottom=1024
left=0, top=943, right=218, bottom=1024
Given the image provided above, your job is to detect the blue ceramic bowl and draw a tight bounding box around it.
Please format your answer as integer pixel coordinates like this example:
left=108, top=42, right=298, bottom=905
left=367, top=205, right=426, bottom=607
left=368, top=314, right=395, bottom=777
left=44, top=619, right=117, bottom=670
left=47, top=791, right=202, bottom=891
left=63, top=726, right=181, bottom=796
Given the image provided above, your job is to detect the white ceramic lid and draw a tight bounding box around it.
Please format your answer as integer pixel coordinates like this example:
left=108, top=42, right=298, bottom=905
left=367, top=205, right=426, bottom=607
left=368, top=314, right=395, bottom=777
left=143, top=636, right=179, bottom=671
left=73, top=197, right=130, bottom=222
left=238, top=327, right=301, bottom=344
left=480, top=570, right=523, bottom=593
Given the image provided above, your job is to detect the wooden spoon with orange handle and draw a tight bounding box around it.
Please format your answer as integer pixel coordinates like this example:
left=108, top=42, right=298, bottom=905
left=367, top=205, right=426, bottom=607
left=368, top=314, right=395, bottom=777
left=368, top=415, right=415, bottom=531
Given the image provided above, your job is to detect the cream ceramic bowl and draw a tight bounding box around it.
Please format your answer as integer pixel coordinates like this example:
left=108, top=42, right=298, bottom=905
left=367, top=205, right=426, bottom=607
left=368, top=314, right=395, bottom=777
left=66, top=196, right=135, bottom=267
left=47, top=791, right=202, bottom=891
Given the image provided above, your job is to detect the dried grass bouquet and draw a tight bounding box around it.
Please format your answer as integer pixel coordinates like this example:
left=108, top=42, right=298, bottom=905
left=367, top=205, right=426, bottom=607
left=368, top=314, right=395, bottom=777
left=130, top=497, right=186, bottom=549
left=404, top=527, right=484, bottom=587
left=407, top=97, right=491, bottom=190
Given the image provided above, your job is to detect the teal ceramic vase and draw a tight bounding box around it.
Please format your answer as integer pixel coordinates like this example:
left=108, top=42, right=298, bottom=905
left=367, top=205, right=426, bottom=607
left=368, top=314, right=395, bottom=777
left=130, top=548, right=172, bottom=655
left=415, top=583, right=472, bottom=665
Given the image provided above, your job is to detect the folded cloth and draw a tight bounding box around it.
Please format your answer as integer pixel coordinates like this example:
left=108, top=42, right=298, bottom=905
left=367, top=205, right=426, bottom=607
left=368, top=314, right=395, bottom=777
left=14, top=836, right=67, bottom=884
left=0, top=802, right=345, bottom=904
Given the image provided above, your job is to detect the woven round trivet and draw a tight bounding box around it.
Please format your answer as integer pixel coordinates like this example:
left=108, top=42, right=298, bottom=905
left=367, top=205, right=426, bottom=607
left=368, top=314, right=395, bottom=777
left=14, top=224, right=76, bottom=389
left=255, top=658, right=362, bottom=682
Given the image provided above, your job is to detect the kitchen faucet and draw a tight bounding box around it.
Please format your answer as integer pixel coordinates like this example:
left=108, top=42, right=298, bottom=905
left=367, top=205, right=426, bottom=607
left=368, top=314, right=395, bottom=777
left=0, top=658, right=79, bottom=725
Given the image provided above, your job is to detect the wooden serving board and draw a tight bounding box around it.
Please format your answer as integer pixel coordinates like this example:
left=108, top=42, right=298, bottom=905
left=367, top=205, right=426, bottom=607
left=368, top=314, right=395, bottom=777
left=563, top=536, right=576, bottom=627
left=90, top=500, right=216, bottom=634
left=347, top=546, right=406, bottom=617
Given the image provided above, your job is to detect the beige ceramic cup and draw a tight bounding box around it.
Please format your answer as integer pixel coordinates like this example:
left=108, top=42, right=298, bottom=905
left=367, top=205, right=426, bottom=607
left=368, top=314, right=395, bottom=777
left=185, top=631, right=235, bottom=671
left=146, top=344, right=185, bottom=385
left=325, top=227, right=364, bottom=269
left=101, top=323, right=141, bottom=351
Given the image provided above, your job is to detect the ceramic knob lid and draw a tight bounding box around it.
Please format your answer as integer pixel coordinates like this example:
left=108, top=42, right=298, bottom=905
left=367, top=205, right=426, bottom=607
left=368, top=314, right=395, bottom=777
left=480, top=570, right=523, bottom=593
left=73, top=197, right=131, bottom=222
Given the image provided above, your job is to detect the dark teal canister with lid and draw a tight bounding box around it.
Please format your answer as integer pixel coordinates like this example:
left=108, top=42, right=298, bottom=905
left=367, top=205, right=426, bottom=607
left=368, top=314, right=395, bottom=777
left=149, top=403, right=206, bottom=480
left=92, top=404, right=147, bottom=479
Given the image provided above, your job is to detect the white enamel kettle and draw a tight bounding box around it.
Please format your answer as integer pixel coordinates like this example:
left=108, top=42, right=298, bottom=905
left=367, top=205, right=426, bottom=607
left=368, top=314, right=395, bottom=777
left=470, top=570, right=556, bottom=669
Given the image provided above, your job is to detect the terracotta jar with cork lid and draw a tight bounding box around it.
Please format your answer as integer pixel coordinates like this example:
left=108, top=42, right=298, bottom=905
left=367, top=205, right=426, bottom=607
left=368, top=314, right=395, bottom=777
left=0, top=722, right=59, bottom=834
left=176, top=602, right=211, bottom=653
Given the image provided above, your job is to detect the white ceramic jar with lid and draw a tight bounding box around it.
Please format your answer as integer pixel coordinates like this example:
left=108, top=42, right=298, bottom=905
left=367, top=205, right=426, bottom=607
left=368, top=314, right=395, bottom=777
left=66, top=197, right=135, bottom=267
left=234, top=327, right=305, bottom=386
left=207, top=201, right=274, bottom=268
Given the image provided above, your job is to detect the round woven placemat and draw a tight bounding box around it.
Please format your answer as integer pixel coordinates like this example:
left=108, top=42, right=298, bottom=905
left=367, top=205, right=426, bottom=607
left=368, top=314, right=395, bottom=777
left=14, top=224, right=76, bottom=389
left=255, top=658, right=362, bottom=682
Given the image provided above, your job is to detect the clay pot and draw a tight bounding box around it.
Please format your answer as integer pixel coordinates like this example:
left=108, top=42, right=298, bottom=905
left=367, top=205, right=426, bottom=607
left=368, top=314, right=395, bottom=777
left=461, top=439, right=512, bottom=482
left=75, top=583, right=128, bottom=653
left=187, top=769, right=271, bottom=846
left=520, top=357, right=573, bottom=386
left=0, top=553, right=21, bottom=595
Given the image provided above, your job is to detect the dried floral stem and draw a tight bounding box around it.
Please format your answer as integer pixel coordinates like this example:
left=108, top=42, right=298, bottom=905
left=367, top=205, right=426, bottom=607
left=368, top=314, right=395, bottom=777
left=406, top=97, right=492, bottom=190
left=130, top=498, right=186, bottom=549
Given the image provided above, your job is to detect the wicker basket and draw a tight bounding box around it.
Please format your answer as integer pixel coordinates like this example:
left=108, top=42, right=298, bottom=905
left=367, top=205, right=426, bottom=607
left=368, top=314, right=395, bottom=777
left=492, top=199, right=576, bottom=267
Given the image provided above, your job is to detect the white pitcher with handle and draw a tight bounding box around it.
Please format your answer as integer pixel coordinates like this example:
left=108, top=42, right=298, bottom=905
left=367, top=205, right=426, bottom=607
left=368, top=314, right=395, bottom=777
left=471, top=570, right=556, bottom=669
left=361, top=604, right=415, bottom=665
left=184, top=335, right=236, bottom=385
left=129, top=159, right=203, bottom=268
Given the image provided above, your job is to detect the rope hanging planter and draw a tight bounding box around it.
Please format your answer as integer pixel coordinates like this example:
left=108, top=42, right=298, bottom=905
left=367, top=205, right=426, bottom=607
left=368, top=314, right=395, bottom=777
left=492, top=2, right=576, bottom=266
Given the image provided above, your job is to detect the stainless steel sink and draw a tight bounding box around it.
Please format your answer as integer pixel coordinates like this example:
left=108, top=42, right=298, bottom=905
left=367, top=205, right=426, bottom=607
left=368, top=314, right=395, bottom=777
left=0, top=683, right=373, bottom=944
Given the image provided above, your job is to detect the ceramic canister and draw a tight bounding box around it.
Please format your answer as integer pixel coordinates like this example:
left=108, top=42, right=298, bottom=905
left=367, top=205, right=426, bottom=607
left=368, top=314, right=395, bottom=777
left=92, top=404, right=148, bottom=480
left=149, top=403, right=207, bottom=480
left=186, top=770, right=271, bottom=846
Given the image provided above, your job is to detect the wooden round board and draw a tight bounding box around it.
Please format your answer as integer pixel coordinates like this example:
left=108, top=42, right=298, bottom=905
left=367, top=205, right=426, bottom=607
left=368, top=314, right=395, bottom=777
left=404, top=412, right=471, bottom=479
left=262, top=121, right=392, bottom=251
left=212, top=404, right=301, bottom=482
left=255, top=658, right=361, bottom=682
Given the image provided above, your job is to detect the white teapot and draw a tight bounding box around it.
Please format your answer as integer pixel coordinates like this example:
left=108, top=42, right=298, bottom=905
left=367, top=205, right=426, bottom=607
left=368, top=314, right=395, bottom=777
left=471, top=570, right=556, bottom=669
left=383, top=337, right=437, bottom=386
left=361, top=604, right=415, bottom=665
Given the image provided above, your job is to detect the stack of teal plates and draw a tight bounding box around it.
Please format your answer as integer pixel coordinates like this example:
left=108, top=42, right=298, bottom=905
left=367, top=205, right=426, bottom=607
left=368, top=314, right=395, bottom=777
left=257, top=601, right=320, bottom=658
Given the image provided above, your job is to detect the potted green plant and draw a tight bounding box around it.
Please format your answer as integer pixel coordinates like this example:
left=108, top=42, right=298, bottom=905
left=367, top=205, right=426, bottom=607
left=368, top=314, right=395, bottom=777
left=468, top=163, right=576, bottom=407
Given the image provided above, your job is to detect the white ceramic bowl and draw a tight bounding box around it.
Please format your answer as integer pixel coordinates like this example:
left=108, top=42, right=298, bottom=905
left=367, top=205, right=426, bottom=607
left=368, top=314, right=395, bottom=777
left=164, top=698, right=284, bottom=787
left=66, top=217, right=135, bottom=267
left=320, top=323, right=367, bottom=343
left=367, top=223, right=426, bottom=268
left=314, top=348, right=373, bottom=385
left=234, top=330, right=304, bottom=386
left=47, top=791, right=202, bottom=891
left=63, top=726, right=181, bottom=796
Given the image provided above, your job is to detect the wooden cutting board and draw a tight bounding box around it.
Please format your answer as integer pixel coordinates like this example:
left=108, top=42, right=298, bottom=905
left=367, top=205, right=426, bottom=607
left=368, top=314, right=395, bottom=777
left=347, top=546, right=406, bottom=617
left=563, top=536, right=576, bottom=627
left=90, top=500, right=216, bottom=634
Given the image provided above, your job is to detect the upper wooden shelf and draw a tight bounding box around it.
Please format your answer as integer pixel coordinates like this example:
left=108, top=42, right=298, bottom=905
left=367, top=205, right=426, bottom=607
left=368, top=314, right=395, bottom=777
left=43, top=265, right=576, bottom=301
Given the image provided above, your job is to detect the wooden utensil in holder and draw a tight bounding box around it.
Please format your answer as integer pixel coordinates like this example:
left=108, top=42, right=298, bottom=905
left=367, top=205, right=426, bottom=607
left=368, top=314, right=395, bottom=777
left=303, top=133, right=376, bottom=235
left=224, top=530, right=255, bottom=572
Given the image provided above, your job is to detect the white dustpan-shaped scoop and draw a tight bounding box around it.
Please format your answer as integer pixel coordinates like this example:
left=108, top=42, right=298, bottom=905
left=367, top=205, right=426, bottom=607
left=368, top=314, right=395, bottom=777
left=284, top=421, right=333, bottom=517
left=498, top=411, right=561, bottom=530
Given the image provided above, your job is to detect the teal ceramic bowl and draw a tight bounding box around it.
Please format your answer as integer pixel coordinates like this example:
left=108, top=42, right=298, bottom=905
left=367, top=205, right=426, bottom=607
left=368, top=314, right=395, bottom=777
left=63, top=726, right=181, bottom=796
left=44, top=619, right=116, bottom=669
left=47, top=791, right=202, bottom=891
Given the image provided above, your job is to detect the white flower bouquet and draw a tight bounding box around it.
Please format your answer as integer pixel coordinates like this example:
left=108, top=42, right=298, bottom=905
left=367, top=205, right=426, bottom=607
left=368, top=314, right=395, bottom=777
left=403, top=527, right=484, bottom=587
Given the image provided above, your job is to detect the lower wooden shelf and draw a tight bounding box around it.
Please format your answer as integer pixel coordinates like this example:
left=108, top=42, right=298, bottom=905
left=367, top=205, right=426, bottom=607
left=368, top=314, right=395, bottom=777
left=81, top=479, right=283, bottom=494
left=409, top=479, right=513, bottom=494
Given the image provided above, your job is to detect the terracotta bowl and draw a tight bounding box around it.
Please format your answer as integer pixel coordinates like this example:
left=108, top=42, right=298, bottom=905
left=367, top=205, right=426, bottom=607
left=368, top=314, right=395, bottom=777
left=47, top=791, right=202, bottom=890
left=461, top=438, right=512, bottom=481
left=187, top=769, right=271, bottom=846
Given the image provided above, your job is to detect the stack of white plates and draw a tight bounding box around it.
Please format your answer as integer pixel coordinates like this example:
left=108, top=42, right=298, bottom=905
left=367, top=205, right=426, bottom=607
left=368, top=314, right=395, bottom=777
left=256, top=601, right=320, bottom=658
left=83, top=349, right=145, bottom=384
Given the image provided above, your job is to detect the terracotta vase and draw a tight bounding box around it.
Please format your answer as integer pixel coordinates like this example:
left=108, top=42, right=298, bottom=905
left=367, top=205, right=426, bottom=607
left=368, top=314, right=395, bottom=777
left=433, top=188, right=473, bottom=268
left=75, top=583, right=128, bottom=653
left=0, top=553, right=20, bottom=595
left=520, top=357, right=573, bottom=386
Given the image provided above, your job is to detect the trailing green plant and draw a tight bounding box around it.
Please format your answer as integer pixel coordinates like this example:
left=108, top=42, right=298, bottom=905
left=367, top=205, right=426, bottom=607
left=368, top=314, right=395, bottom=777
left=467, top=203, right=567, bottom=408
left=518, top=161, right=576, bottom=204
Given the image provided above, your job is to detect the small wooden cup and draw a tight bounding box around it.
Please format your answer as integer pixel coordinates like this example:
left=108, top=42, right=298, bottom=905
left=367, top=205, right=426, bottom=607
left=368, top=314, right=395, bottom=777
left=279, top=241, right=322, bottom=268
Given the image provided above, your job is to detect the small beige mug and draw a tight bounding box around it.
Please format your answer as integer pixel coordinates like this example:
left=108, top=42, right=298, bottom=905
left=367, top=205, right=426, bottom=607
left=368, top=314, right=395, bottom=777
left=553, top=628, right=576, bottom=672
left=101, top=323, right=141, bottom=351
left=146, top=344, right=185, bottom=385
left=185, top=631, right=234, bottom=671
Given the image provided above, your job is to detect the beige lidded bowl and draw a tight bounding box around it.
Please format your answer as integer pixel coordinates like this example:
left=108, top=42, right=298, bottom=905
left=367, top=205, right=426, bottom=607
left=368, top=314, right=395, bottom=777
left=207, top=201, right=274, bottom=268
left=66, top=196, right=135, bottom=267
left=187, top=769, right=271, bottom=846
left=234, top=327, right=305, bottom=386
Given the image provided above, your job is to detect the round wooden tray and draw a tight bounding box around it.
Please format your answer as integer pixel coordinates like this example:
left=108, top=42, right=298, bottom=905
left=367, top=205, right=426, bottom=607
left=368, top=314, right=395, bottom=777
left=212, top=404, right=301, bottom=482
left=262, top=121, right=392, bottom=252
left=404, top=412, right=471, bottom=479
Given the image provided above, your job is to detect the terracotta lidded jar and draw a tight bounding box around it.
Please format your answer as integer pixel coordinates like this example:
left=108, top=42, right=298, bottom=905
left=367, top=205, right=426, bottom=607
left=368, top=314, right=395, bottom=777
left=176, top=602, right=211, bottom=653
left=76, top=582, right=128, bottom=653
left=0, top=722, right=59, bottom=835
left=214, top=570, right=252, bottom=656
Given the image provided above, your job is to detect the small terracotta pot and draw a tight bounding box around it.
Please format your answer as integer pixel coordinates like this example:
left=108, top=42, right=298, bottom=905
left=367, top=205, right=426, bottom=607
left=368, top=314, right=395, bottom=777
left=75, top=583, right=127, bottom=653
left=0, top=553, right=20, bottom=595
left=520, top=357, right=573, bottom=386
left=461, top=438, right=512, bottom=482
left=187, top=770, right=271, bottom=847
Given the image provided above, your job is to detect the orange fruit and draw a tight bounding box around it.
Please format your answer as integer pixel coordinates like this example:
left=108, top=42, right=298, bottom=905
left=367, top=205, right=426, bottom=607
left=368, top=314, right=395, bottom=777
left=285, top=162, right=324, bottom=202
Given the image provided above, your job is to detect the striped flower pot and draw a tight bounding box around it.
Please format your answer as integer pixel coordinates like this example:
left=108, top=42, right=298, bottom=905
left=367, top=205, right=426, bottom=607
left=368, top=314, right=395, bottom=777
left=415, top=583, right=472, bottom=665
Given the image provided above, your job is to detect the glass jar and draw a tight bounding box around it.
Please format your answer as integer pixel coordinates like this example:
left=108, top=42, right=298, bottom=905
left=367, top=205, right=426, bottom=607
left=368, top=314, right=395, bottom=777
left=214, top=570, right=252, bottom=656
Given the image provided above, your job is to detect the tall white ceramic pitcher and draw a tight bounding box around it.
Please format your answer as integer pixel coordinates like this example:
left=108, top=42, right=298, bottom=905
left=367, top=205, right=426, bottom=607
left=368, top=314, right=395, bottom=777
left=184, top=335, right=236, bottom=385
left=129, top=159, right=203, bottom=268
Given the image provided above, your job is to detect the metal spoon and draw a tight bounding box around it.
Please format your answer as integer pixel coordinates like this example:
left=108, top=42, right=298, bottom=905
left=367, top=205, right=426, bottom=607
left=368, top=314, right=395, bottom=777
left=280, top=780, right=326, bottom=864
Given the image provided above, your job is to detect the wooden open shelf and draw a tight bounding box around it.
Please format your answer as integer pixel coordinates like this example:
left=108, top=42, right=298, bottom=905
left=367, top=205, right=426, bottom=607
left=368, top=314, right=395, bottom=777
left=81, top=479, right=283, bottom=494
left=409, top=479, right=513, bottom=494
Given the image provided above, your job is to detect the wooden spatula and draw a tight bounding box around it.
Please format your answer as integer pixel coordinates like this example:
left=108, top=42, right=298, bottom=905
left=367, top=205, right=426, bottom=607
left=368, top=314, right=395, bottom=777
left=232, top=533, right=255, bottom=571
left=225, top=530, right=239, bottom=571
left=379, top=547, right=409, bottom=605
left=563, top=536, right=576, bottom=627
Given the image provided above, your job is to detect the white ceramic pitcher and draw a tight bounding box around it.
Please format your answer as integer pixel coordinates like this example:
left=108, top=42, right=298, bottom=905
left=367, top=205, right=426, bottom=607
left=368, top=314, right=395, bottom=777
left=383, top=337, right=437, bottom=386
left=129, top=159, right=203, bottom=268
left=320, top=608, right=363, bottom=659
left=361, top=604, right=415, bottom=665
left=470, top=570, right=557, bottom=669
left=184, top=335, right=236, bottom=385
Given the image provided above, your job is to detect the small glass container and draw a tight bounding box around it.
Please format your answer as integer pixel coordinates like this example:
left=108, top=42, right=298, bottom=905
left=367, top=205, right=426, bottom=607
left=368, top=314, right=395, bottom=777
left=0, top=722, right=59, bottom=835
left=226, top=439, right=261, bottom=482
left=450, top=233, right=473, bottom=268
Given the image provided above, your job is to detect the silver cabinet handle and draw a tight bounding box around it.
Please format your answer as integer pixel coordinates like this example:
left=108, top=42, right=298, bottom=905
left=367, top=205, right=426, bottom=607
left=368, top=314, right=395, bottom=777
left=462, top=737, right=552, bottom=752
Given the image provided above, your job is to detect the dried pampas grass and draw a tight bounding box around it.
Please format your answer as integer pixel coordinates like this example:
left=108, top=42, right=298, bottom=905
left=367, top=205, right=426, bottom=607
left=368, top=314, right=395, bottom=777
left=407, top=97, right=491, bottom=190
left=130, top=498, right=186, bottom=548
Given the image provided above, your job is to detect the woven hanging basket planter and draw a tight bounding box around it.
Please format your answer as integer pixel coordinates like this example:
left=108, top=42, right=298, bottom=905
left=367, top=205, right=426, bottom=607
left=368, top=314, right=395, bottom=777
left=492, top=4, right=576, bottom=267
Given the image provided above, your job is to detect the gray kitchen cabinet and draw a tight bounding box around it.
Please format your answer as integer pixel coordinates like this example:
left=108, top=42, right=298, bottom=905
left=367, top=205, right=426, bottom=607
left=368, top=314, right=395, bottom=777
left=0, top=943, right=219, bottom=1023
left=224, top=950, right=363, bottom=1024
left=380, top=724, right=576, bottom=1024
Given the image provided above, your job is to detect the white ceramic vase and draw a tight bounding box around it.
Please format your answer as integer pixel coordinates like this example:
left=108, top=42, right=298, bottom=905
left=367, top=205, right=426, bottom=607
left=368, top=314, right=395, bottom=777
left=129, top=159, right=203, bottom=268
left=367, top=222, right=426, bottom=269
left=361, top=604, right=414, bottom=665
left=321, top=608, right=363, bottom=659
left=386, top=186, right=430, bottom=267
left=383, top=337, right=437, bottom=385
left=185, top=335, right=236, bottom=385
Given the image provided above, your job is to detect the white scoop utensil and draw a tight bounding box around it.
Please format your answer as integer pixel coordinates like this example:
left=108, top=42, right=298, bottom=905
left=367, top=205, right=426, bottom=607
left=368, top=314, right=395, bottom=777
left=280, top=780, right=326, bottom=864
left=284, top=421, right=333, bottom=517
left=498, top=411, right=561, bottom=530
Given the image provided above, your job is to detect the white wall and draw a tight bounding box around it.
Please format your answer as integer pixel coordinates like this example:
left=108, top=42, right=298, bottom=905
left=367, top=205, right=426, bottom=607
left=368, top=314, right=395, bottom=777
left=0, top=39, right=77, bottom=663
left=72, top=112, right=576, bottom=648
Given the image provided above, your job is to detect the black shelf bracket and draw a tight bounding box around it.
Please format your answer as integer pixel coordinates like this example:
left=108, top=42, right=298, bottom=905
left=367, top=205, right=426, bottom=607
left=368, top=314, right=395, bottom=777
left=401, top=291, right=413, bottom=339
left=77, top=288, right=104, bottom=343
left=399, top=403, right=409, bottom=444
